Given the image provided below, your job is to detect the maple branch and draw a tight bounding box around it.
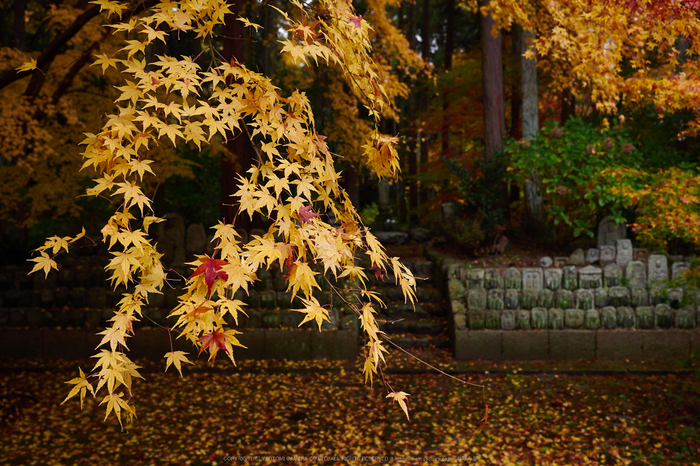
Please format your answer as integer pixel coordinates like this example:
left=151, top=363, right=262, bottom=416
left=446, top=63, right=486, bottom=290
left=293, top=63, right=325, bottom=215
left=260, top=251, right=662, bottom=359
left=380, top=336, right=485, bottom=390
left=52, top=30, right=111, bottom=104
left=0, top=0, right=159, bottom=95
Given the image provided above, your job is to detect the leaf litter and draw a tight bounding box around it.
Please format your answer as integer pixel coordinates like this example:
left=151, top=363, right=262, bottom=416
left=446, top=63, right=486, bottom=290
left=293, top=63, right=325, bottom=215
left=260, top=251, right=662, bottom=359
left=1, top=353, right=699, bottom=465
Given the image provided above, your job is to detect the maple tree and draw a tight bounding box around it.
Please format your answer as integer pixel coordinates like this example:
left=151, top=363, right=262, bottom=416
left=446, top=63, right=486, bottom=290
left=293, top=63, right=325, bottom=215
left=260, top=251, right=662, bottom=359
left=454, top=0, right=700, bottom=248
left=24, top=0, right=437, bottom=428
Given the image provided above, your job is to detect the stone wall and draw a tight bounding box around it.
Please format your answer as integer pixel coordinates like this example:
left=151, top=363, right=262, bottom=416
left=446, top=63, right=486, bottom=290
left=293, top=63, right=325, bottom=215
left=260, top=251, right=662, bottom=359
left=428, top=240, right=700, bottom=360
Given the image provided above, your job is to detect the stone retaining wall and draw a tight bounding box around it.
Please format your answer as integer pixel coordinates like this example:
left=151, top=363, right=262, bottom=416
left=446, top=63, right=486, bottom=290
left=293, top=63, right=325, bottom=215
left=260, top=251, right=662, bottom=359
left=0, top=247, right=438, bottom=360
left=0, top=327, right=358, bottom=361
left=427, top=242, right=700, bottom=360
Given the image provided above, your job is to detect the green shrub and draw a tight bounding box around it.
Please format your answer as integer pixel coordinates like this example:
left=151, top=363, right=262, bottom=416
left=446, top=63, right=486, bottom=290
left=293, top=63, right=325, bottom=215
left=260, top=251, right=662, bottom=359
left=504, top=118, right=642, bottom=244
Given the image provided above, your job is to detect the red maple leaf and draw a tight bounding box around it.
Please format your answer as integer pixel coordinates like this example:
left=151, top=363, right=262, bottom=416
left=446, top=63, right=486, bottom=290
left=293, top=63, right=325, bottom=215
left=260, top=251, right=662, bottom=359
left=298, top=205, right=320, bottom=224
left=370, top=265, right=384, bottom=281
left=348, top=15, right=362, bottom=29
left=189, top=256, right=228, bottom=294
left=198, top=328, right=229, bottom=362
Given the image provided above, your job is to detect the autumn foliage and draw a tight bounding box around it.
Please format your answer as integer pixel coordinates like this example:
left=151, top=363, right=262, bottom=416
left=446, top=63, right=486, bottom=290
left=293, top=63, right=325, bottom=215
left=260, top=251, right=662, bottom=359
left=28, top=0, right=417, bottom=427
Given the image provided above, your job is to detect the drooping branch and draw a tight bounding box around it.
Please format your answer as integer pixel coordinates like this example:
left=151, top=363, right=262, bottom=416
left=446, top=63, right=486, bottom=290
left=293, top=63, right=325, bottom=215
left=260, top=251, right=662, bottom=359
left=0, top=0, right=158, bottom=95
left=51, top=31, right=110, bottom=104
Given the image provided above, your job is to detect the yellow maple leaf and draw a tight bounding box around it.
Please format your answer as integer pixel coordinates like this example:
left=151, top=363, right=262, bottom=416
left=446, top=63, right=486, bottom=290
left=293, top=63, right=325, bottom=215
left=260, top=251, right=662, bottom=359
left=99, top=392, right=136, bottom=429
left=28, top=252, right=58, bottom=278
left=294, top=296, right=330, bottom=331
left=16, top=58, right=37, bottom=72
left=62, top=367, right=95, bottom=409
left=287, top=261, right=320, bottom=300
left=386, top=391, right=411, bottom=420
left=164, top=351, right=193, bottom=377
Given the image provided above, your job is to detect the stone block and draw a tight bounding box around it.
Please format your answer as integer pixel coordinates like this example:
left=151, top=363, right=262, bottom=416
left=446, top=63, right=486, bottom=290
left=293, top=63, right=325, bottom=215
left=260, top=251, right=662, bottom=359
left=595, top=288, right=609, bottom=308
left=501, top=310, right=516, bottom=330
left=608, top=287, right=630, bottom=307
left=43, top=329, right=89, bottom=359
left=549, top=330, right=595, bottom=360
left=9, top=309, right=26, bottom=326
left=447, top=278, right=466, bottom=300
left=0, top=329, right=43, bottom=358
left=579, top=266, right=603, bottom=289
left=563, top=266, right=578, bottom=290
left=616, top=239, right=633, bottom=268
left=596, top=330, right=643, bottom=360
left=576, top=289, right=594, bottom=310
left=636, top=307, right=654, bottom=329
left=641, top=330, right=690, bottom=360
left=260, top=311, right=281, bottom=329
left=631, top=288, right=649, bottom=307
left=604, top=264, right=623, bottom=287
left=655, top=304, right=674, bottom=328
left=454, top=330, right=502, bottom=360
left=236, top=330, right=266, bottom=359
left=70, top=287, right=87, bottom=308
left=676, top=307, right=696, bottom=329
left=626, top=261, right=647, bottom=289
left=600, top=245, right=616, bottom=266
left=521, top=289, right=538, bottom=309
left=586, top=248, right=600, bottom=265
left=565, top=308, right=584, bottom=329
left=544, top=269, right=562, bottom=290
left=265, top=329, right=311, bottom=360
left=538, top=289, right=555, bottom=309
left=617, top=307, right=635, bottom=328
left=522, top=268, right=544, bottom=290
left=569, top=248, right=586, bottom=266
left=585, top=309, right=601, bottom=330
left=556, top=289, right=574, bottom=309
left=86, top=287, right=107, bottom=309
left=531, top=308, right=548, bottom=330
left=311, top=330, right=358, bottom=360
left=601, top=307, right=617, bottom=329
left=487, top=290, right=504, bottom=310
left=484, top=310, right=501, bottom=329
left=504, top=268, right=521, bottom=289
left=504, top=290, right=519, bottom=309
left=468, top=310, right=485, bottom=330
left=691, top=330, right=700, bottom=354
left=467, top=289, right=487, bottom=310
left=465, top=269, right=485, bottom=290
left=548, top=309, right=564, bottom=330
left=128, top=328, right=173, bottom=359
left=453, top=313, right=467, bottom=330
left=503, top=330, right=549, bottom=360
left=648, top=254, right=669, bottom=283
left=516, top=310, right=531, bottom=330
left=26, top=308, right=42, bottom=327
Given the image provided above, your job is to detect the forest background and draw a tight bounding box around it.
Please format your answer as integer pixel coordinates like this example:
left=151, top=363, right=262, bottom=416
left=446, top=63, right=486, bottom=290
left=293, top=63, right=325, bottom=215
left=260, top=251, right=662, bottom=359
left=2, top=0, right=700, bottom=261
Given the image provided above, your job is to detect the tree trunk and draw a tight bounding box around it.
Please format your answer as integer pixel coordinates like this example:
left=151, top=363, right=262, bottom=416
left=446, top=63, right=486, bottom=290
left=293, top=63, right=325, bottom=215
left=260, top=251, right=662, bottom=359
left=419, top=0, right=431, bottom=206
left=509, top=29, right=521, bottom=139
left=344, top=164, right=360, bottom=209
left=561, top=87, right=576, bottom=123
left=14, top=0, right=25, bottom=51
left=480, top=1, right=505, bottom=160
left=519, top=25, right=545, bottom=237
left=441, top=0, right=455, bottom=158
left=407, top=1, right=418, bottom=224
left=222, top=0, right=257, bottom=229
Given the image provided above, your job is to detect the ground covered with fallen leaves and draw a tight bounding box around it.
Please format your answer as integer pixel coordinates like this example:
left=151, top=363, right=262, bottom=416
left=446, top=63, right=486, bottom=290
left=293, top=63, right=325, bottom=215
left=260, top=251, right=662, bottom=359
left=1, top=351, right=700, bottom=465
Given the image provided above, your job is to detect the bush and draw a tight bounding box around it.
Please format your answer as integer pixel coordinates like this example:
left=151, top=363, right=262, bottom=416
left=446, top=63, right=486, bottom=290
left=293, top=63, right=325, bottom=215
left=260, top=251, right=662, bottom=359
left=504, top=118, right=642, bottom=244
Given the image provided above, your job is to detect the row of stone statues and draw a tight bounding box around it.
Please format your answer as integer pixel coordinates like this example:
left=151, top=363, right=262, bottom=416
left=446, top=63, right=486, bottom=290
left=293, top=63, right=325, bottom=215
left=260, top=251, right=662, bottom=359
left=454, top=306, right=697, bottom=331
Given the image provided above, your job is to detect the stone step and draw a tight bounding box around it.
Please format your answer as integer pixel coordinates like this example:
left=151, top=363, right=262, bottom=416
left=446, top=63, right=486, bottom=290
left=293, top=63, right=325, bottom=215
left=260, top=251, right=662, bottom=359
left=382, top=318, right=447, bottom=336
left=370, top=286, right=443, bottom=304
left=388, top=334, right=451, bottom=350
